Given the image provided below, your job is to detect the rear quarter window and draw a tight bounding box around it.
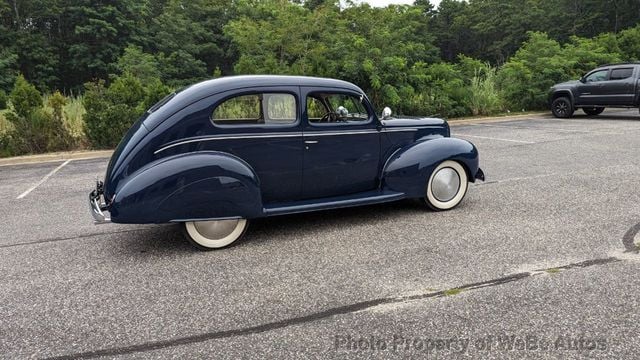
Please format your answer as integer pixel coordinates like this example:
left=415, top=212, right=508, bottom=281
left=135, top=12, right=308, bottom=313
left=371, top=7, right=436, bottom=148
left=212, top=93, right=297, bottom=126
left=610, top=68, right=634, bottom=81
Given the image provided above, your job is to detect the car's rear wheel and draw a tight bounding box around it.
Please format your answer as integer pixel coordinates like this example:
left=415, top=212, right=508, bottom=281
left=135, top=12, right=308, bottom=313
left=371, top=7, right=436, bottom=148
left=183, top=219, right=249, bottom=250
left=422, top=160, right=469, bottom=211
left=551, top=97, right=574, bottom=118
left=583, top=107, right=605, bottom=116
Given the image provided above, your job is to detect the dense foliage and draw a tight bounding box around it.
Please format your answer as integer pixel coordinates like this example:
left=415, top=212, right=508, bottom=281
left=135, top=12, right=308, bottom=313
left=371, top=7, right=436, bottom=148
left=1, top=0, right=639, bottom=156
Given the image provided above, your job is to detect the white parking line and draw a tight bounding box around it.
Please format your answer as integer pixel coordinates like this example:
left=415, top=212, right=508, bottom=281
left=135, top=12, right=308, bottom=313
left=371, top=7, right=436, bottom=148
left=472, top=123, right=625, bottom=135
left=456, top=134, right=535, bottom=144
left=16, top=160, right=71, bottom=199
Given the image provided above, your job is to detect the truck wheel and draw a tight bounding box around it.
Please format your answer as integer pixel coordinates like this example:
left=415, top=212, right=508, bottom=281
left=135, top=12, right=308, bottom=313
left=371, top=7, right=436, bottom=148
left=551, top=97, right=574, bottom=118
left=583, top=107, right=604, bottom=116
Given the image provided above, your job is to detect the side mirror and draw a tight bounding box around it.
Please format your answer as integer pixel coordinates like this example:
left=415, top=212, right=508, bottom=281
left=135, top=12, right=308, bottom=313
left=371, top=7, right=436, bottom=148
left=579, top=77, right=586, bottom=83
left=381, top=107, right=392, bottom=120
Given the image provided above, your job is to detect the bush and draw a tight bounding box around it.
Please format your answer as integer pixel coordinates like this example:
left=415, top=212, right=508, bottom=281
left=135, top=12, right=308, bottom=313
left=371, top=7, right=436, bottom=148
left=84, top=73, right=171, bottom=148
left=497, top=32, right=622, bottom=111
left=5, top=75, right=48, bottom=154
left=3, top=77, right=74, bottom=155
left=0, top=90, right=7, bottom=110
left=10, top=75, right=42, bottom=118
left=45, top=91, right=74, bottom=150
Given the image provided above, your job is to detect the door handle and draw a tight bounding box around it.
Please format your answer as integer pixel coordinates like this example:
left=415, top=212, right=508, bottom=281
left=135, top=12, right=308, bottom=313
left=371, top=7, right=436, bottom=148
left=304, top=140, right=319, bottom=144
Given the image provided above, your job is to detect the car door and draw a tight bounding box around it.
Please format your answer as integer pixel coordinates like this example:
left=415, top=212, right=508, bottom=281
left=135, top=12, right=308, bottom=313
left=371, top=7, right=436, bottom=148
left=301, top=87, right=381, bottom=199
left=206, top=88, right=303, bottom=203
left=602, top=67, right=636, bottom=105
left=576, top=69, right=610, bottom=105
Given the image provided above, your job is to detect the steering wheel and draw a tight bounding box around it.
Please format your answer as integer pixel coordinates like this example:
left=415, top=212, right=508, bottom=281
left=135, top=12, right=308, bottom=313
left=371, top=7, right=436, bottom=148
left=320, top=112, right=337, bottom=123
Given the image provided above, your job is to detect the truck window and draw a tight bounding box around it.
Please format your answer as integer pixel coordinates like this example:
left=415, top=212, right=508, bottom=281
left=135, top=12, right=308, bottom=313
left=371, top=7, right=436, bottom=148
left=585, top=70, right=608, bottom=82
left=609, top=68, right=633, bottom=81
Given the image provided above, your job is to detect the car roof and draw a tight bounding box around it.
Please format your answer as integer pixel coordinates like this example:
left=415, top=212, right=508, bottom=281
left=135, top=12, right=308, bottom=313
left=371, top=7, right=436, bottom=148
left=596, top=62, right=640, bottom=69
left=185, top=75, right=364, bottom=96
left=143, top=75, right=366, bottom=130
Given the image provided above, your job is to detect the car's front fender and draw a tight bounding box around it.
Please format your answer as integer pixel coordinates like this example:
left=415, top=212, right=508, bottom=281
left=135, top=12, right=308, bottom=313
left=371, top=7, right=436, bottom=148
left=382, top=137, right=481, bottom=198
left=109, top=151, right=263, bottom=223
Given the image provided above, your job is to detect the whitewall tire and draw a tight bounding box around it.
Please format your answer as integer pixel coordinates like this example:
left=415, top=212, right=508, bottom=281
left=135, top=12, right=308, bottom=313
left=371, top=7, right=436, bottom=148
left=183, top=219, right=248, bottom=250
left=423, top=160, right=469, bottom=211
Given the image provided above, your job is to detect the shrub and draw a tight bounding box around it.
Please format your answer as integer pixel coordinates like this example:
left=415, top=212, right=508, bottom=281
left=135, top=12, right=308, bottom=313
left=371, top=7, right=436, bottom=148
left=0, top=90, right=7, bottom=110
left=5, top=76, right=48, bottom=154
left=84, top=79, right=143, bottom=148
left=84, top=73, right=170, bottom=148
left=45, top=91, right=74, bottom=151
left=10, top=75, right=42, bottom=118
left=4, top=77, right=74, bottom=155
left=497, top=32, right=622, bottom=111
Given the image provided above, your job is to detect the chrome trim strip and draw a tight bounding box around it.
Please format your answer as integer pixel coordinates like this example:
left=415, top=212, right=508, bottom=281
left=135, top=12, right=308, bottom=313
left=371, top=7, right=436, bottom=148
left=304, top=130, right=379, bottom=137
left=155, top=126, right=432, bottom=154
left=154, top=132, right=303, bottom=154
left=382, top=128, right=421, bottom=132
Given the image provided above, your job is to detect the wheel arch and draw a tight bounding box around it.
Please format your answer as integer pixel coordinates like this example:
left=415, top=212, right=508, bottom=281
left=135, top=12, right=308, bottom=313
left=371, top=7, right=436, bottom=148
left=109, top=151, right=263, bottom=223
left=551, top=90, right=575, bottom=105
left=381, top=137, right=480, bottom=198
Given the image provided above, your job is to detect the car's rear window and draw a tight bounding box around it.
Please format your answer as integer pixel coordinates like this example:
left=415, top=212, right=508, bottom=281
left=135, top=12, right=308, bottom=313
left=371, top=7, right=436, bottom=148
left=211, top=93, right=297, bottom=126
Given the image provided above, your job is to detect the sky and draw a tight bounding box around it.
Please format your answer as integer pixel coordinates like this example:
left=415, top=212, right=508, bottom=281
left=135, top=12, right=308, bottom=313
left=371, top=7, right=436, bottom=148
left=360, top=0, right=442, bottom=7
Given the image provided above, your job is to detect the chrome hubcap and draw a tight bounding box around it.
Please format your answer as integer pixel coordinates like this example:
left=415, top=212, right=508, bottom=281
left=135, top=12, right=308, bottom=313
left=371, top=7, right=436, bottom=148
left=431, top=167, right=461, bottom=202
left=194, top=219, right=240, bottom=240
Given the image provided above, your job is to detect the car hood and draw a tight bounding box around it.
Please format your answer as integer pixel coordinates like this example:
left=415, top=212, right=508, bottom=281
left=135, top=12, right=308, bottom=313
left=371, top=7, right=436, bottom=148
left=381, top=116, right=446, bottom=128
left=553, top=80, right=580, bottom=88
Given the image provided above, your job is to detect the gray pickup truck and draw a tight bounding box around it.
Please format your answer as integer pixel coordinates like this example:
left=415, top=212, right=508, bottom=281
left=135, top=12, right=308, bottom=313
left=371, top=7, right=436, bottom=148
left=549, top=63, right=640, bottom=118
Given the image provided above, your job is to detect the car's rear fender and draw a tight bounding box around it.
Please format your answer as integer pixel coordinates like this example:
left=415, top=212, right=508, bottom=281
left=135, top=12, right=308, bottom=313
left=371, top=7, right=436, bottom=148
left=109, top=151, right=262, bottom=223
left=382, top=137, right=481, bottom=198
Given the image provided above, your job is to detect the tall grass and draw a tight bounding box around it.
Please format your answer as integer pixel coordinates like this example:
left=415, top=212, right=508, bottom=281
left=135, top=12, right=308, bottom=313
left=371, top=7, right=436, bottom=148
left=0, top=109, right=12, bottom=135
left=467, top=67, right=503, bottom=116
left=41, top=93, right=87, bottom=149
left=64, top=95, right=87, bottom=147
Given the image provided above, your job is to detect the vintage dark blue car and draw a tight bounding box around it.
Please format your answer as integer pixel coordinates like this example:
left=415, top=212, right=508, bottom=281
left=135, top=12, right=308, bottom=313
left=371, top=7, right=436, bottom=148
left=90, top=75, right=484, bottom=250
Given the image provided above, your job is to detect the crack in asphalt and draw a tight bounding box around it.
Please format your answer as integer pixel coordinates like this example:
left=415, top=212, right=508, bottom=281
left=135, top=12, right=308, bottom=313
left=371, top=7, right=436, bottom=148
left=45, top=256, right=623, bottom=360
left=0, top=228, right=150, bottom=249
left=622, top=222, right=640, bottom=252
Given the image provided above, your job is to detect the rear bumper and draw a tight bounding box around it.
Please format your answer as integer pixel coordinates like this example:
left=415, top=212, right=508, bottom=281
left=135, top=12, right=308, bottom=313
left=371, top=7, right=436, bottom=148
left=89, top=181, right=111, bottom=224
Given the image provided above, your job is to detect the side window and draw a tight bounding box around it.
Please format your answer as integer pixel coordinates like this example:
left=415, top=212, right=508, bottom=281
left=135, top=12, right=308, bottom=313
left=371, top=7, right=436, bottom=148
left=307, top=93, right=370, bottom=124
left=265, top=94, right=296, bottom=124
left=212, top=93, right=297, bottom=126
left=610, top=68, right=634, bottom=81
left=307, top=97, right=326, bottom=121
left=585, top=70, right=608, bottom=83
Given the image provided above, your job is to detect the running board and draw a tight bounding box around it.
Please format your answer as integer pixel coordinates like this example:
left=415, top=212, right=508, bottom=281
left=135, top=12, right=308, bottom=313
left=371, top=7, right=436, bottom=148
left=263, top=190, right=406, bottom=217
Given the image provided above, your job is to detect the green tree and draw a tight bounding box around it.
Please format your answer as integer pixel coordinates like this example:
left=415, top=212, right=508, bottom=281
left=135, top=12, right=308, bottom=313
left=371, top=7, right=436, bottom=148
left=115, top=45, right=161, bottom=83
left=150, top=0, right=236, bottom=86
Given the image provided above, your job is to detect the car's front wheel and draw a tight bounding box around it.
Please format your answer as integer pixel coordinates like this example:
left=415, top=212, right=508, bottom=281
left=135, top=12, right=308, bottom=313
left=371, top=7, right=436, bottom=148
left=583, top=107, right=605, bottom=116
left=183, top=219, right=249, bottom=250
left=422, top=160, right=469, bottom=211
left=551, top=97, right=574, bottom=118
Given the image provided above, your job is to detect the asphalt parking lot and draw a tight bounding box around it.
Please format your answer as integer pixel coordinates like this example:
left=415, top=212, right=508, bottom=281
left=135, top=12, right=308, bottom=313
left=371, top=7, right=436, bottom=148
left=1, top=109, right=640, bottom=359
